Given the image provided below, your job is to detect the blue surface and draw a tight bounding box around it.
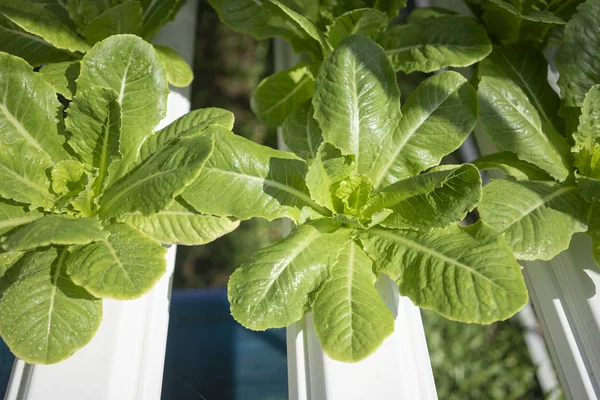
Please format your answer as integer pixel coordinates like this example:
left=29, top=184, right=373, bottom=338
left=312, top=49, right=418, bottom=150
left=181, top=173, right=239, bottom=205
left=0, top=339, right=14, bottom=398
left=161, top=289, right=288, bottom=400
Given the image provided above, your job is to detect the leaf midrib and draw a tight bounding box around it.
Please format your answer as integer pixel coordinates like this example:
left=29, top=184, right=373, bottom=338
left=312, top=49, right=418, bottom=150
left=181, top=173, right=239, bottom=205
left=261, top=74, right=312, bottom=117
left=100, top=162, right=192, bottom=216
left=385, top=43, right=485, bottom=54
left=0, top=163, right=55, bottom=205
left=496, top=51, right=556, bottom=132
left=0, top=215, right=42, bottom=231
left=0, top=23, right=76, bottom=56
left=102, top=239, right=135, bottom=287
left=371, top=228, right=508, bottom=292
left=372, top=81, right=462, bottom=188
left=490, top=80, right=553, bottom=149
left=249, top=228, right=321, bottom=308
left=204, top=165, right=328, bottom=215
left=0, top=103, right=48, bottom=156
left=43, top=248, right=66, bottom=361
left=501, top=185, right=578, bottom=231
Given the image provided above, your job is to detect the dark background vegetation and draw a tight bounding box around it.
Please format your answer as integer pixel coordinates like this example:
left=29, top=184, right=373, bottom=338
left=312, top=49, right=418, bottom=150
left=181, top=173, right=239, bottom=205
left=173, top=2, right=557, bottom=398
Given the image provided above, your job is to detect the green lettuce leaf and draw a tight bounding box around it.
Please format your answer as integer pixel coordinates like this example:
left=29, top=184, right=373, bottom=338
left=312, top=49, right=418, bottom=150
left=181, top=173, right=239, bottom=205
left=478, top=76, right=571, bottom=181
left=70, top=170, right=99, bottom=216
left=371, top=71, right=477, bottom=188
left=313, top=35, right=401, bottom=180
left=360, top=222, right=529, bottom=323
left=0, top=52, right=69, bottom=163
left=139, top=0, right=182, bottom=38
left=587, top=201, right=600, bottom=267
left=251, top=63, right=314, bottom=127
left=379, top=15, right=491, bottom=73
left=265, top=0, right=330, bottom=58
left=478, top=179, right=587, bottom=260
left=82, top=0, right=143, bottom=42
left=407, top=7, right=458, bottom=22
left=154, top=44, right=193, bottom=87
left=66, top=222, right=166, bottom=299
left=306, top=142, right=355, bottom=211
left=0, top=201, right=43, bottom=236
left=326, top=8, right=388, bottom=47
left=50, top=160, right=86, bottom=196
left=576, top=173, right=600, bottom=203
left=0, top=53, right=71, bottom=207
left=0, top=250, right=22, bottom=278
left=281, top=101, right=323, bottom=160
left=66, top=0, right=130, bottom=31
left=0, top=248, right=102, bottom=364
left=0, top=14, right=78, bottom=66
left=365, top=164, right=481, bottom=230
left=481, top=0, right=565, bottom=46
left=473, top=152, right=552, bottom=181
left=1, top=215, right=109, bottom=252
left=556, top=0, right=600, bottom=107
left=314, top=239, right=394, bottom=362
left=372, top=0, right=407, bottom=18
left=0, top=2, right=90, bottom=53
left=336, top=175, right=373, bottom=217
left=120, top=199, right=239, bottom=245
left=572, top=85, right=600, bottom=178
left=98, top=129, right=214, bottom=219
left=181, top=126, right=324, bottom=221
left=77, top=34, right=168, bottom=182
left=317, top=0, right=405, bottom=23
left=228, top=219, right=351, bottom=330
left=479, top=45, right=562, bottom=136
left=39, top=61, right=80, bottom=100
left=66, top=86, right=122, bottom=193
left=139, top=108, right=233, bottom=162
left=206, top=0, right=285, bottom=39
left=0, top=142, right=56, bottom=209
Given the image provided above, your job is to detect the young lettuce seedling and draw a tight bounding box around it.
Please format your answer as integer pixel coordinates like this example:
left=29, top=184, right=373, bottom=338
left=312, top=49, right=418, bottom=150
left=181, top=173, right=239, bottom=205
left=0, top=35, right=237, bottom=364
left=181, top=35, right=529, bottom=362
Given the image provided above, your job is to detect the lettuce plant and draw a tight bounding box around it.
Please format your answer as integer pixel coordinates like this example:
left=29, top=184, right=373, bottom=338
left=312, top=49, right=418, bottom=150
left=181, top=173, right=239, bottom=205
left=0, top=0, right=193, bottom=91
left=473, top=0, right=600, bottom=264
left=0, top=35, right=238, bottom=364
left=208, top=0, right=494, bottom=128
left=177, top=34, right=529, bottom=362
left=208, top=1, right=589, bottom=131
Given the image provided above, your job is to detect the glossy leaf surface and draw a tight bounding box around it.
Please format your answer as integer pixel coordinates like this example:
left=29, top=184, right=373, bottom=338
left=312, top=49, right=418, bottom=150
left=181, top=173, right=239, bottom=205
left=98, top=130, right=214, bottom=219
left=2, top=215, right=108, bottom=252
left=371, top=71, right=477, bottom=188
left=478, top=77, right=571, bottom=181
left=361, top=222, right=528, bottom=323
left=281, top=101, right=323, bottom=160
left=313, top=35, right=401, bottom=180
left=365, top=164, right=481, bottom=230
left=314, top=240, right=394, bottom=362
left=478, top=180, right=587, bottom=260
left=120, top=199, right=239, bottom=246
left=251, top=63, right=314, bottom=127
left=556, top=0, right=600, bottom=107
left=67, top=222, right=166, bottom=299
left=77, top=34, right=168, bottom=182
left=0, top=248, right=102, bottom=364
left=182, top=127, right=321, bottom=221
left=379, top=16, right=491, bottom=73
left=228, top=220, right=351, bottom=330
